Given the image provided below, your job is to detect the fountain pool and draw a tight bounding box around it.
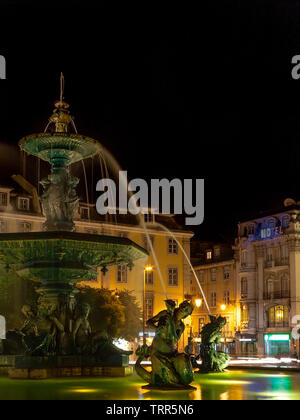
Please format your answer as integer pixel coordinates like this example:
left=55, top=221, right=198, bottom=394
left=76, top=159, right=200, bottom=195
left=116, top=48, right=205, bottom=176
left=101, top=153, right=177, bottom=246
left=0, top=369, right=299, bottom=400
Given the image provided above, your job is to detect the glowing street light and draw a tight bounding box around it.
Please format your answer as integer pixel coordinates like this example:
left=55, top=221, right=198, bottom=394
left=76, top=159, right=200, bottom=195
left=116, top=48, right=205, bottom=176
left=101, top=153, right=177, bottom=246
left=143, top=265, right=153, bottom=345
left=195, top=298, right=202, bottom=308
left=220, top=304, right=226, bottom=311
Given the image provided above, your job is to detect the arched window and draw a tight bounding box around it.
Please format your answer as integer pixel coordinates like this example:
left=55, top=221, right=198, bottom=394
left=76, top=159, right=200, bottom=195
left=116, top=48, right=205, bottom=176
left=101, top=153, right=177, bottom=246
left=268, top=305, right=289, bottom=327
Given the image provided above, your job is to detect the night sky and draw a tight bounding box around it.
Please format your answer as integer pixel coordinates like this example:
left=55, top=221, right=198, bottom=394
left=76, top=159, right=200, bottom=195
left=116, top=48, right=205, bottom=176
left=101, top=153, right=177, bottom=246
left=0, top=2, right=300, bottom=240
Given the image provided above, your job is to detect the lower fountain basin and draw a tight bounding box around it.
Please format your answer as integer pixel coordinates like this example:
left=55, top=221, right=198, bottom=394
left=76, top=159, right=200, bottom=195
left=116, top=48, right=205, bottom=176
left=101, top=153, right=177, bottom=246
left=0, top=231, right=148, bottom=287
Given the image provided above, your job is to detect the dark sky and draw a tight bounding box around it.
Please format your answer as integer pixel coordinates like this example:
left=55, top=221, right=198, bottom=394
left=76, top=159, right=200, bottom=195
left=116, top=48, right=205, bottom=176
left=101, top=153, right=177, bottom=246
left=0, top=2, right=300, bottom=240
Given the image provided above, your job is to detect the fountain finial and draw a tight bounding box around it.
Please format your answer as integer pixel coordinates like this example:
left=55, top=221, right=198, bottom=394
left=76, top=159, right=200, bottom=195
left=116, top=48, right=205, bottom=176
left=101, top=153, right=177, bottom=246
left=45, top=73, right=77, bottom=134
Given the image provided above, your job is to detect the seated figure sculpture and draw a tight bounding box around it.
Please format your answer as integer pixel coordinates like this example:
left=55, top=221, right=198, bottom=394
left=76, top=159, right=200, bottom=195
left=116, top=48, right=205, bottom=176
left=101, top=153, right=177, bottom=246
left=197, top=315, right=230, bottom=373
left=135, top=299, right=195, bottom=389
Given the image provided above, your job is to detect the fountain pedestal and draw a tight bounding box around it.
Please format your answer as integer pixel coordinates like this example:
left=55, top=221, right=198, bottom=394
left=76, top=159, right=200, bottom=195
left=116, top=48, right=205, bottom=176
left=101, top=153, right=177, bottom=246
left=1, top=86, right=148, bottom=378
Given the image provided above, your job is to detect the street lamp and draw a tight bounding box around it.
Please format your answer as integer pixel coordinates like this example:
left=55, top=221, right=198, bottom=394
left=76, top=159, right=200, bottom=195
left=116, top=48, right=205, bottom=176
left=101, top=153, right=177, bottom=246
left=143, top=265, right=153, bottom=345
left=220, top=304, right=226, bottom=311
left=195, top=298, right=202, bottom=308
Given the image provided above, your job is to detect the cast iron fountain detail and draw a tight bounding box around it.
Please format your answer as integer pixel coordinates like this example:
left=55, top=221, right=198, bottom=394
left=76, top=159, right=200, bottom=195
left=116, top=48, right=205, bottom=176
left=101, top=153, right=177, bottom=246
left=0, top=75, right=148, bottom=377
left=197, top=315, right=230, bottom=373
left=135, top=299, right=196, bottom=389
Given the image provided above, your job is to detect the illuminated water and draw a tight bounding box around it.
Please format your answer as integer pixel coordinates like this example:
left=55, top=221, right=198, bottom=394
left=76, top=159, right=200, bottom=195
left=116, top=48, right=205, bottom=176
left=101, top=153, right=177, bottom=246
left=0, top=370, right=299, bottom=400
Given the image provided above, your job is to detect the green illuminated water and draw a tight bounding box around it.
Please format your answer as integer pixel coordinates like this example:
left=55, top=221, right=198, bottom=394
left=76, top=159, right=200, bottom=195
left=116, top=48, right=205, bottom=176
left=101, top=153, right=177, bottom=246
left=0, top=370, right=299, bottom=400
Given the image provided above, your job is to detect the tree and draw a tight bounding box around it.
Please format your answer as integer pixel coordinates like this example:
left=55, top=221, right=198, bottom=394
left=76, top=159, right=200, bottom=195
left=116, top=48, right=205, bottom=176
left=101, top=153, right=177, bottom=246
left=76, top=286, right=125, bottom=338
left=117, top=290, right=142, bottom=341
left=0, top=268, right=37, bottom=330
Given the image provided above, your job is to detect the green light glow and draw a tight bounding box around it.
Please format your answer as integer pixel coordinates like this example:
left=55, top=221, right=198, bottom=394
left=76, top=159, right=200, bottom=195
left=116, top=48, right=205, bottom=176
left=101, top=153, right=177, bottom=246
left=264, top=334, right=290, bottom=342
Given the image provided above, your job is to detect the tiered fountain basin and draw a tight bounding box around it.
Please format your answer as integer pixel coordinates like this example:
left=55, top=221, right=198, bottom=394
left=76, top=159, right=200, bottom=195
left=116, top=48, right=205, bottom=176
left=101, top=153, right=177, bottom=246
left=19, top=132, right=102, bottom=165
left=0, top=231, right=147, bottom=293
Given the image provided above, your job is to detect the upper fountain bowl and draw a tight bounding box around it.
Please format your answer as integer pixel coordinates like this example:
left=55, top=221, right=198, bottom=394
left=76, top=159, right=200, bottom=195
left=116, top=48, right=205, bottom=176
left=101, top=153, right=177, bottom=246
left=19, top=132, right=102, bottom=166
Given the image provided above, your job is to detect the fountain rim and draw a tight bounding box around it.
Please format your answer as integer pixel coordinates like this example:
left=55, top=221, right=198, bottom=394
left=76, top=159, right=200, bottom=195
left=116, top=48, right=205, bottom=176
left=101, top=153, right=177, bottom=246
left=0, top=230, right=149, bottom=258
left=18, top=132, right=102, bottom=163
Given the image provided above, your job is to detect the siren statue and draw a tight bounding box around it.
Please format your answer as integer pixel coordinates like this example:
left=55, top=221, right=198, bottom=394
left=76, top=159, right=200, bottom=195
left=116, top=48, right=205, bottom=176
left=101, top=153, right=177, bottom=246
left=197, top=315, right=230, bottom=373
left=135, top=299, right=195, bottom=389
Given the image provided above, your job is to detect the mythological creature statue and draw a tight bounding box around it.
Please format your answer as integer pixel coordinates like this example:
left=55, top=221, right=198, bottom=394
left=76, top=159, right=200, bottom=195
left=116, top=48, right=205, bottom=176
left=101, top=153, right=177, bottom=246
left=198, top=315, right=230, bottom=373
left=40, top=168, right=79, bottom=231
left=135, top=300, right=195, bottom=389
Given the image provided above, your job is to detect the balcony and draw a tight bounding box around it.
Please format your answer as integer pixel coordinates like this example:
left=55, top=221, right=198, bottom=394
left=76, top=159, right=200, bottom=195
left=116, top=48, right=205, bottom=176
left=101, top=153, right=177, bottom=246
left=268, top=321, right=289, bottom=328
left=265, top=258, right=289, bottom=269
left=263, top=291, right=289, bottom=300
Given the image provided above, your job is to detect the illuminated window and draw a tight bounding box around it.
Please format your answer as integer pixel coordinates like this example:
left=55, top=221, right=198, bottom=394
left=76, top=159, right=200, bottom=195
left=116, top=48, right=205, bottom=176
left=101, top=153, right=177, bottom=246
left=241, top=304, right=249, bottom=323
left=211, top=292, right=216, bottom=307
left=168, top=267, right=178, bottom=286
left=168, top=238, right=178, bottom=255
left=268, top=305, right=289, bottom=327
left=206, top=250, right=212, bottom=260
left=117, top=265, right=128, bottom=283
left=210, top=268, right=216, bottom=282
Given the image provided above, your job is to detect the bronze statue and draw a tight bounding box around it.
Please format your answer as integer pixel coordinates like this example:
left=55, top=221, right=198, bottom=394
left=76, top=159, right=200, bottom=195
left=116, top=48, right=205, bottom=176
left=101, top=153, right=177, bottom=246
left=135, top=300, right=195, bottom=389
left=197, top=315, right=230, bottom=373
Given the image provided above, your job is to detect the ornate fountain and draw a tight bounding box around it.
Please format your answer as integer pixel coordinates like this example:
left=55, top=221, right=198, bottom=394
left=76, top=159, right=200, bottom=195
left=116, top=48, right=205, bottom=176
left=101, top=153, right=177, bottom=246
left=0, top=76, right=148, bottom=378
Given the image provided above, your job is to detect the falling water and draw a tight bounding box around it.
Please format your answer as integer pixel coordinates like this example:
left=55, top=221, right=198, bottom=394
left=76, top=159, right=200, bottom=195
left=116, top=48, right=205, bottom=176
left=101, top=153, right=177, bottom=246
left=153, top=222, right=211, bottom=314
left=81, top=160, right=90, bottom=220
left=96, top=146, right=168, bottom=299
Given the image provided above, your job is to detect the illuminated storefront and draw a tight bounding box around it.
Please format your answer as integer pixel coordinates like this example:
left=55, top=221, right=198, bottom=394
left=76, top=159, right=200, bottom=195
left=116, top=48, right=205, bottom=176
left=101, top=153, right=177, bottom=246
left=264, top=333, right=290, bottom=356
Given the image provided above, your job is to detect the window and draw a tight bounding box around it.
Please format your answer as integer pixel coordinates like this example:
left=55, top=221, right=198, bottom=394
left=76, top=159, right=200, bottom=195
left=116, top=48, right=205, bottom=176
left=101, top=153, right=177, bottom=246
left=18, top=197, right=29, bottom=211
left=197, top=270, right=204, bottom=283
left=142, top=235, right=155, bottom=252
left=241, top=277, right=248, bottom=295
left=168, top=267, right=178, bottom=286
left=117, top=265, right=128, bottom=283
left=241, top=304, right=249, bottom=323
left=214, top=247, right=220, bottom=257
left=282, top=215, right=290, bottom=229
left=268, top=305, right=289, bottom=327
left=223, top=266, right=230, bottom=280
left=0, top=220, right=6, bottom=233
left=224, top=290, right=230, bottom=305
left=145, top=270, right=154, bottom=285
left=144, top=214, right=154, bottom=223
left=85, top=228, right=98, bottom=235
left=241, top=250, right=248, bottom=265
left=19, top=222, right=31, bottom=232
left=145, top=295, right=154, bottom=320
left=210, top=268, right=216, bottom=282
left=206, top=250, right=212, bottom=260
left=198, top=317, right=205, bottom=333
left=80, top=207, right=90, bottom=219
left=168, top=238, right=178, bottom=255
left=0, top=192, right=8, bottom=207
left=211, top=292, right=216, bottom=307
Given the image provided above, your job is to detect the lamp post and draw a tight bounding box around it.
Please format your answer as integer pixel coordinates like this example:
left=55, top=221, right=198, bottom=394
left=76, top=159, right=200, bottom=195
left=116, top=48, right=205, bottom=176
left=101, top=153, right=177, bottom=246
left=143, top=265, right=153, bottom=345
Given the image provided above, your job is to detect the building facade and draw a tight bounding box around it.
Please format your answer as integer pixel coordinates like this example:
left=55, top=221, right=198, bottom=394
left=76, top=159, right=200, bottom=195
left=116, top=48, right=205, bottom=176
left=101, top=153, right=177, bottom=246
left=191, top=241, right=237, bottom=354
left=0, top=177, right=194, bottom=351
left=234, top=199, right=300, bottom=357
